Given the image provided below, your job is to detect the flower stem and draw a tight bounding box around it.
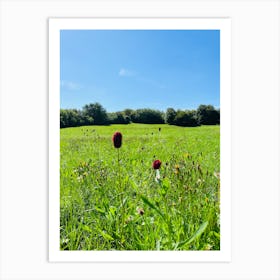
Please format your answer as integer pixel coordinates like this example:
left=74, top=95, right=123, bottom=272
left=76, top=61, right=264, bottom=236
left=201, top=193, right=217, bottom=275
left=117, top=148, right=125, bottom=246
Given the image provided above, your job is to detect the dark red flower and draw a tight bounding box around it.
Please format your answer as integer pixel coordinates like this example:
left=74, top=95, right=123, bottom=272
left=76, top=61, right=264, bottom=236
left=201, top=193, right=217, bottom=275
left=112, top=132, right=122, bottom=148
left=153, top=159, right=161, bottom=170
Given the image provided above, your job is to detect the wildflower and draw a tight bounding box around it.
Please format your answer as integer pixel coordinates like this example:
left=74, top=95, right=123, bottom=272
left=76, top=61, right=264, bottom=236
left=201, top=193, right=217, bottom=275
left=112, top=132, right=122, bottom=148
left=152, top=159, right=161, bottom=170
left=174, top=164, right=180, bottom=174
left=137, top=208, right=145, bottom=216
left=152, top=160, right=161, bottom=182
left=61, top=238, right=69, bottom=245
left=112, top=131, right=124, bottom=239
left=214, top=171, right=220, bottom=179
left=125, top=216, right=133, bottom=224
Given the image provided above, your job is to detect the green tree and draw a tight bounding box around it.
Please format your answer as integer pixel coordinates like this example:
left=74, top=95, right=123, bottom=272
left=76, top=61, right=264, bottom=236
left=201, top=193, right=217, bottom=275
left=123, top=108, right=134, bottom=118
left=197, top=105, right=220, bottom=125
left=60, top=109, right=82, bottom=128
left=173, top=110, right=199, bottom=127
left=122, top=108, right=134, bottom=123
left=165, top=108, right=177, bottom=124
left=132, top=109, right=165, bottom=124
left=82, top=103, right=108, bottom=125
left=108, top=111, right=130, bottom=124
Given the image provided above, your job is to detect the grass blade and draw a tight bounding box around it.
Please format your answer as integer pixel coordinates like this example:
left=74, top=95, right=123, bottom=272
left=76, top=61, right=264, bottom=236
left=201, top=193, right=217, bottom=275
left=176, top=221, right=209, bottom=249
left=97, top=229, right=114, bottom=241
left=140, top=195, right=165, bottom=219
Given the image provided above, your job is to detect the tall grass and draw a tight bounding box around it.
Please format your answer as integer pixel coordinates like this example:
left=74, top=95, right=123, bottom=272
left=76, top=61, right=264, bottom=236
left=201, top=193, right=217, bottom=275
left=60, top=124, right=220, bottom=250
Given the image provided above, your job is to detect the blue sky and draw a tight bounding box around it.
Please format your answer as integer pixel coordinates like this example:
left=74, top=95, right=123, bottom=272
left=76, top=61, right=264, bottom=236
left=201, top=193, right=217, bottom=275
left=60, top=30, right=220, bottom=112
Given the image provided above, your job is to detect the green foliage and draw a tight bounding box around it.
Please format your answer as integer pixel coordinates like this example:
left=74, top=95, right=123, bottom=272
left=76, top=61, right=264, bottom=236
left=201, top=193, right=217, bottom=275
left=132, top=108, right=165, bottom=124
left=123, top=108, right=134, bottom=118
left=165, top=108, right=177, bottom=124
left=60, top=103, right=220, bottom=128
left=60, top=124, right=220, bottom=250
left=173, top=110, right=199, bottom=127
left=82, top=103, right=109, bottom=125
left=174, top=221, right=209, bottom=249
left=197, top=105, right=220, bottom=125
left=108, top=111, right=130, bottom=124
left=60, top=109, right=84, bottom=128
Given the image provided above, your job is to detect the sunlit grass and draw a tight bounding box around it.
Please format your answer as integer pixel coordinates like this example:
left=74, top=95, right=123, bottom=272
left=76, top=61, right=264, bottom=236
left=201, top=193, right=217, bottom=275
left=60, top=124, right=220, bottom=250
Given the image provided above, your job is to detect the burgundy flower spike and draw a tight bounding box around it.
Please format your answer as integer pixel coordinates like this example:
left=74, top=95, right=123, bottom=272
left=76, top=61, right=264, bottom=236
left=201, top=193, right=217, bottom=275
left=112, top=132, right=122, bottom=148
left=153, top=159, right=161, bottom=170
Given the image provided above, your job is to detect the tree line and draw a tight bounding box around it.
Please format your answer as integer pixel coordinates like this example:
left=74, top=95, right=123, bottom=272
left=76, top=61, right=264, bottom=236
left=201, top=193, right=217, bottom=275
left=60, top=103, right=220, bottom=128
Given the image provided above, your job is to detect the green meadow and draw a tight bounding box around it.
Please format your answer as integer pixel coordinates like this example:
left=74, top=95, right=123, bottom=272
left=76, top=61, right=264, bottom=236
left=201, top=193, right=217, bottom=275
left=60, top=124, right=220, bottom=250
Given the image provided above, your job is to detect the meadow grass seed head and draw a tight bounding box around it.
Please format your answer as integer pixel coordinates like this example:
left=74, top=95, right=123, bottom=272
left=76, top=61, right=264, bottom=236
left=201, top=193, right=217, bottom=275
left=174, top=164, right=180, bottom=174
left=112, top=132, right=122, bottom=148
left=214, top=171, right=220, bottom=179
left=153, top=159, right=161, bottom=170
left=137, top=208, right=145, bottom=215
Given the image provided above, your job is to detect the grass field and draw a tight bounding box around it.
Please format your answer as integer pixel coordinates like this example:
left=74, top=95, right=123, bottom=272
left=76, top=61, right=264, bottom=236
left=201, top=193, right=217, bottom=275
left=60, top=124, right=220, bottom=250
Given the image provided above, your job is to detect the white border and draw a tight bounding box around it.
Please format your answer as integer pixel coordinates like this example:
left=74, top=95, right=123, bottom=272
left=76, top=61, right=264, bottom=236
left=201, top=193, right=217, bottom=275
left=1, top=1, right=279, bottom=279
left=49, top=18, right=231, bottom=262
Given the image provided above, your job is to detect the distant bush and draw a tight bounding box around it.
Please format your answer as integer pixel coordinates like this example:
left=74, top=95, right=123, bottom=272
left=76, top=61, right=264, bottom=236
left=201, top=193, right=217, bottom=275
left=173, top=110, right=199, bottom=127
left=82, top=103, right=109, bottom=125
left=108, top=112, right=130, bottom=124
left=165, top=108, right=177, bottom=125
left=60, top=109, right=84, bottom=128
left=132, top=109, right=165, bottom=124
left=197, top=105, right=220, bottom=125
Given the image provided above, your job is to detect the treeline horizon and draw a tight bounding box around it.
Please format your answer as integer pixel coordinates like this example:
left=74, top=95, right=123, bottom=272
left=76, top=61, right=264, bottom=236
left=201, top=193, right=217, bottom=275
left=60, top=102, right=220, bottom=128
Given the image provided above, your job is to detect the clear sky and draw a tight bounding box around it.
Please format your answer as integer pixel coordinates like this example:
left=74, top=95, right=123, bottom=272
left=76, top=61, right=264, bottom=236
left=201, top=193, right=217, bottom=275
left=60, top=30, right=220, bottom=112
